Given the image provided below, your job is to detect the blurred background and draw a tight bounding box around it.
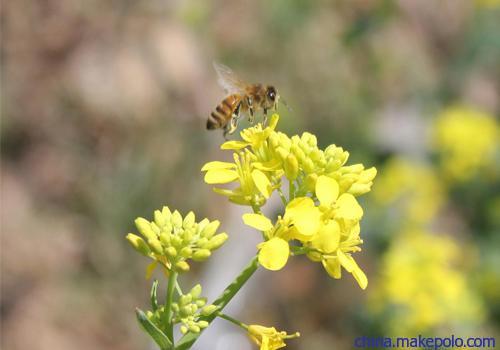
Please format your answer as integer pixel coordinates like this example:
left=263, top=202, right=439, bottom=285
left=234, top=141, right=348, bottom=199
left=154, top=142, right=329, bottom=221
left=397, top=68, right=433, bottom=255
left=1, top=1, right=500, bottom=349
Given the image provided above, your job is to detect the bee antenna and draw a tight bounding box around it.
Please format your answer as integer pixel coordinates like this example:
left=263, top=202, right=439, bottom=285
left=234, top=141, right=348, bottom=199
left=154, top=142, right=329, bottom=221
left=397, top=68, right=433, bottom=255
left=280, top=97, right=293, bottom=112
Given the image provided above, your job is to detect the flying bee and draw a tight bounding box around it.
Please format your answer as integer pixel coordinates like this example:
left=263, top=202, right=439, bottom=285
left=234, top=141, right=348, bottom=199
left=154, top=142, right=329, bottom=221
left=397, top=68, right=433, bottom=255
left=207, top=62, right=281, bottom=138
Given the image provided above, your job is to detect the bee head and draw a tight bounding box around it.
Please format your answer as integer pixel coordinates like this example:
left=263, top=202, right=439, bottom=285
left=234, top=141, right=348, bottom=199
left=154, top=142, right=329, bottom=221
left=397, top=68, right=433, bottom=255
left=266, top=86, right=279, bottom=109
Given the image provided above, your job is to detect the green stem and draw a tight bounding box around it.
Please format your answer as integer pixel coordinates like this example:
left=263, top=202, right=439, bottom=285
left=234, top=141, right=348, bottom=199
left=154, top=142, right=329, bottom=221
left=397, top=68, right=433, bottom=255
left=165, top=271, right=178, bottom=344
left=289, top=180, right=295, bottom=201
left=217, top=312, right=248, bottom=330
left=175, top=256, right=259, bottom=350
left=277, top=188, right=288, bottom=207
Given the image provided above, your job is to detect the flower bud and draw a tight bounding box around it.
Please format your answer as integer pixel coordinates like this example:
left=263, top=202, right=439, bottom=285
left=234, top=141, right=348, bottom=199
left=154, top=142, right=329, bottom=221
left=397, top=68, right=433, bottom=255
left=179, top=247, right=193, bottom=258
left=159, top=233, right=171, bottom=246
left=304, top=173, right=318, bottom=192
left=165, top=247, right=177, bottom=258
left=171, top=235, right=183, bottom=248
left=195, top=298, right=207, bottom=307
left=126, top=234, right=151, bottom=256
left=180, top=294, right=193, bottom=306
left=148, top=239, right=164, bottom=255
left=205, top=233, right=228, bottom=250
left=197, top=218, right=210, bottom=234
left=197, top=237, right=208, bottom=247
left=183, top=211, right=195, bottom=228
left=172, top=210, right=183, bottom=228
left=192, top=249, right=212, bottom=261
left=135, top=218, right=156, bottom=241
left=201, top=220, right=220, bottom=238
left=182, top=228, right=194, bottom=244
left=175, top=261, right=190, bottom=273
left=198, top=321, right=209, bottom=329
left=189, top=324, right=200, bottom=333
left=154, top=210, right=167, bottom=228
left=180, top=325, right=188, bottom=334
left=189, top=284, right=202, bottom=299
left=284, top=154, right=299, bottom=180
left=201, top=305, right=217, bottom=316
left=303, top=158, right=315, bottom=173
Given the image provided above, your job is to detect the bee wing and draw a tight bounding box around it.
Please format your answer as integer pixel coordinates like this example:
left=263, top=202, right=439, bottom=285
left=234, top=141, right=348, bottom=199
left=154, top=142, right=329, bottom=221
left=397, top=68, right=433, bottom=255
left=213, top=62, right=247, bottom=94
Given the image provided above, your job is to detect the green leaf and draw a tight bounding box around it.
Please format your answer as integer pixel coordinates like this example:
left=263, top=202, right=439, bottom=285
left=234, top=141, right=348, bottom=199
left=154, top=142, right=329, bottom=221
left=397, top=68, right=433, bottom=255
left=135, top=308, right=172, bottom=350
left=151, top=280, right=159, bottom=311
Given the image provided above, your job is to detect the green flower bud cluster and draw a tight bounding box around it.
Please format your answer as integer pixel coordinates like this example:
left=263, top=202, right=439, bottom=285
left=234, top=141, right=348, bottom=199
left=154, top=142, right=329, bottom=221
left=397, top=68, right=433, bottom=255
left=126, top=206, right=228, bottom=273
left=171, top=284, right=216, bottom=334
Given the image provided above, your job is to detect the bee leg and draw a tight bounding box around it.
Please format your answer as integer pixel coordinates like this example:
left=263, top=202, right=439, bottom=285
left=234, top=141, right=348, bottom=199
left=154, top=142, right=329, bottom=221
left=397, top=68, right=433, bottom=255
left=263, top=108, right=268, bottom=126
left=247, top=96, right=254, bottom=123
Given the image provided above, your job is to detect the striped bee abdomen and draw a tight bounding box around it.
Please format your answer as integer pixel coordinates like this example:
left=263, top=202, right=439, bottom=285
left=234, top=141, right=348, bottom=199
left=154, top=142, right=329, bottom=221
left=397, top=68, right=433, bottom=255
left=207, top=94, right=241, bottom=130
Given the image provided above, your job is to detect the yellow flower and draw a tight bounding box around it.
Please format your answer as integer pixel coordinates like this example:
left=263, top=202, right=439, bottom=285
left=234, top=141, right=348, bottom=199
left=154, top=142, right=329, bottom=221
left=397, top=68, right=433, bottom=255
left=372, top=158, right=445, bottom=225
left=433, top=105, right=499, bottom=183
left=221, top=114, right=280, bottom=151
left=247, top=325, right=300, bottom=350
left=202, top=151, right=275, bottom=206
left=243, top=198, right=321, bottom=271
left=307, top=175, right=367, bottom=289
left=368, top=231, right=485, bottom=335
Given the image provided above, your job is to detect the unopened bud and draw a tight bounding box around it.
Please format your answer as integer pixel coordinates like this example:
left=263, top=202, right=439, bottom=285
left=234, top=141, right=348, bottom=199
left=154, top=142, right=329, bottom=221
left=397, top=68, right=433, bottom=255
left=126, top=234, right=151, bottom=256
left=148, top=239, right=164, bottom=255
left=154, top=210, right=167, bottom=228
left=201, top=220, right=220, bottom=238
left=201, top=304, right=217, bottom=316
left=135, top=218, right=156, bottom=241
left=284, top=154, right=299, bottom=180
left=180, top=325, right=188, bottom=334
left=172, top=210, right=183, bottom=228
left=183, top=211, right=196, bottom=228
left=179, top=247, right=193, bottom=258
left=189, top=324, right=201, bottom=333
left=189, top=284, right=202, bottom=299
left=192, top=249, right=212, bottom=261
left=175, top=261, right=190, bottom=273
left=180, top=294, right=193, bottom=306
left=198, top=320, right=209, bottom=329
left=206, top=233, right=228, bottom=250
left=165, top=247, right=177, bottom=258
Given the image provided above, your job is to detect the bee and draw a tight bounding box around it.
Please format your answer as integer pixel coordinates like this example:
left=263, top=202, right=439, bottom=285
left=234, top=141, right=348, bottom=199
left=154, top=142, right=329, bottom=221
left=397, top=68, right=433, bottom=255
left=207, top=62, right=280, bottom=138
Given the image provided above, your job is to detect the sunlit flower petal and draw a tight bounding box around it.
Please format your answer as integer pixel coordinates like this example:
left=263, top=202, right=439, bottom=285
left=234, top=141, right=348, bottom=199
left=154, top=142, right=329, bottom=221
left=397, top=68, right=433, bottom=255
left=220, top=140, right=249, bottom=150
left=336, top=193, right=363, bottom=220
left=316, top=175, right=339, bottom=206
left=204, top=169, right=240, bottom=184
left=311, top=220, right=340, bottom=253
left=251, top=169, right=272, bottom=198
left=201, top=161, right=236, bottom=171
left=243, top=213, right=274, bottom=232
left=258, top=237, right=289, bottom=271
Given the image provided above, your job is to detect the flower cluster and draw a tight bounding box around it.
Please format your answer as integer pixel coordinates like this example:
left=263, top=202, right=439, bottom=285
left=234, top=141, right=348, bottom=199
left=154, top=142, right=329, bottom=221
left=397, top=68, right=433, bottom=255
left=368, top=231, right=485, bottom=335
left=202, top=115, right=376, bottom=289
left=247, top=325, right=300, bottom=350
left=127, top=206, right=228, bottom=275
left=433, top=105, right=499, bottom=183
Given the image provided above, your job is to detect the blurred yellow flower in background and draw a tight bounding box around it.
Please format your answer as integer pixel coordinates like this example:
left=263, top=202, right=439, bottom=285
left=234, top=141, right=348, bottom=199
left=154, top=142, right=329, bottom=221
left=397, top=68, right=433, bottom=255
left=247, top=324, right=300, bottom=350
left=433, top=106, right=499, bottom=183
left=369, top=231, right=485, bottom=335
left=372, top=158, right=445, bottom=225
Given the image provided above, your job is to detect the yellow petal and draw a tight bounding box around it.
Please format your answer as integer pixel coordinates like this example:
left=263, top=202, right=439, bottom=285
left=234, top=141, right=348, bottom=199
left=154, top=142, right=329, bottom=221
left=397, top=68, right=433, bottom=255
left=352, top=264, right=368, bottom=290
left=316, top=175, right=339, bottom=206
left=251, top=169, right=272, bottom=198
left=269, top=114, right=280, bottom=130
left=204, top=169, right=239, bottom=184
left=258, top=238, right=289, bottom=271
left=201, top=161, right=236, bottom=171
left=293, top=206, right=321, bottom=238
left=221, top=140, right=249, bottom=150
left=253, top=159, right=282, bottom=171
left=311, top=221, right=340, bottom=253
left=243, top=213, right=274, bottom=231
left=145, top=261, right=158, bottom=279
left=337, top=250, right=355, bottom=272
left=336, top=193, right=363, bottom=220
left=322, top=258, right=341, bottom=279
